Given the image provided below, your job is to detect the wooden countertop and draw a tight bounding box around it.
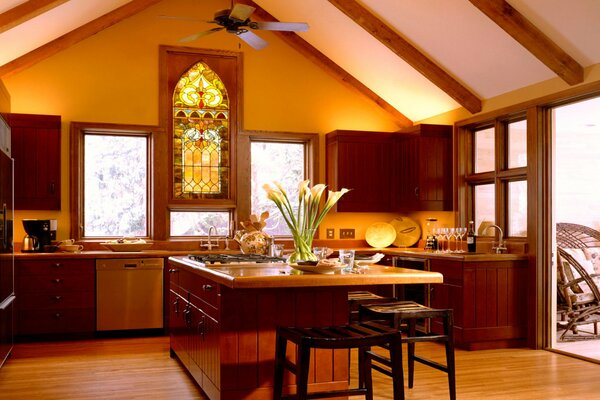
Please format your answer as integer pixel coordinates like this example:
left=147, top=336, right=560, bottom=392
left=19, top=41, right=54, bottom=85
left=168, top=255, right=443, bottom=289
left=14, top=248, right=527, bottom=262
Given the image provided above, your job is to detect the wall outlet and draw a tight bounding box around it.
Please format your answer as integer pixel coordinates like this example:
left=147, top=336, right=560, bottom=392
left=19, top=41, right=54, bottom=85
left=326, top=228, right=335, bottom=239
left=340, top=228, right=355, bottom=239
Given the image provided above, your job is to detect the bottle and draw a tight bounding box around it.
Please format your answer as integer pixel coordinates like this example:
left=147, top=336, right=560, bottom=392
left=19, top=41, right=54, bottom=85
left=467, top=221, right=476, bottom=253
left=424, top=218, right=438, bottom=251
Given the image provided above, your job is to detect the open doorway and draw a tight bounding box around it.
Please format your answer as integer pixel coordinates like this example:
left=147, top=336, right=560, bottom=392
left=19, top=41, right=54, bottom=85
left=551, top=95, right=600, bottom=360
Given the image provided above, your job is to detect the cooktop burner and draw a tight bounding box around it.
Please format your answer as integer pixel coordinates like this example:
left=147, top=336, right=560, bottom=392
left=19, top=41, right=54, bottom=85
left=187, top=253, right=286, bottom=264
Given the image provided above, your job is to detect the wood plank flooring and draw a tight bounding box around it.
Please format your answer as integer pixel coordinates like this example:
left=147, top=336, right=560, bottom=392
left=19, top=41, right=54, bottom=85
left=1, top=335, right=599, bottom=399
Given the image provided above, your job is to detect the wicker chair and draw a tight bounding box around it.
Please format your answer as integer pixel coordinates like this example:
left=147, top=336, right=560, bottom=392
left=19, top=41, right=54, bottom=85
left=556, top=223, right=600, bottom=340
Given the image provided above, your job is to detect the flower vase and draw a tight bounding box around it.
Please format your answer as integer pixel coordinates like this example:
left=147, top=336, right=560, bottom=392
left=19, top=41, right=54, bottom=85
left=288, top=230, right=318, bottom=263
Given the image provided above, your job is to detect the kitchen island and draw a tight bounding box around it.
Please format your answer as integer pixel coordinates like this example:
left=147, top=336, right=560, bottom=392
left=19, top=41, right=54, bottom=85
left=167, top=255, right=443, bottom=400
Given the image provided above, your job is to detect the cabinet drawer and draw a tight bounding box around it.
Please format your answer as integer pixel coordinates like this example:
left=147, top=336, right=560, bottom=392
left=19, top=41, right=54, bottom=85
left=18, top=291, right=94, bottom=310
left=18, top=272, right=94, bottom=294
left=189, top=273, right=220, bottom=308
left=17, top=259, right=94, bottom=276
left=18, top=308, right=95, bottom=335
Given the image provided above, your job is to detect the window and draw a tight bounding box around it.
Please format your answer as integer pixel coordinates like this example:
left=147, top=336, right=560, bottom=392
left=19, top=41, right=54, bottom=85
left=70, top=123, right=152, bottom=239
left=463, top=117, right=528, bottom=238
left=170, top=211, right=230, bottom=236
left=237, top=131, right=318, bottom=237
left=251, top=141, right=306, bottom=236
left=172, top=61, right=230, bottom=200
left=162, top=47, right=240, bottom=239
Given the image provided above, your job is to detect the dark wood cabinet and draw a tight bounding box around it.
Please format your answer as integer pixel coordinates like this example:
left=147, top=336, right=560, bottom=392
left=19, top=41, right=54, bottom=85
left=169, top=265, right=221, bottom=399
left=15, top=259, right=94, bottom=338
left=429, top=257, right=528, bottom=350
left=5, top=113, right=61, bottom=210
left=325, top=125, right=452, bottom=212
left=393, top=124, right=452, bottom=211
left=326, top=130, right=393, bottom=212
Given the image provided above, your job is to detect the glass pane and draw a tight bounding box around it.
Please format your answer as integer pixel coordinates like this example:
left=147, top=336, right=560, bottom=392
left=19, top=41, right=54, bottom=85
left=84, top=134, right=147, bottom=237
left=508, top=180, right=527, bottom=237
left=172, top=61, right=230, bottom=200
left=170, top=211, right=230, bottom=236
left=474, top=184, right=495, bottom=235
left=251, top=141, right=305, bottom=236
left=508, top=120, right=527, bottom=168
left=554, top=96, right=600, bottom=229
left=474, top=127, right=495, bottom=173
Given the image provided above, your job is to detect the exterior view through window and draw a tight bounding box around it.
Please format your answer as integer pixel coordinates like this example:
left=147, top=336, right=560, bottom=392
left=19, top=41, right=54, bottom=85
left=84, top=134, right=148, bottom=237
left=251, top=141, right=305, bottom=236
left=469, top=119, right=527, bottom=238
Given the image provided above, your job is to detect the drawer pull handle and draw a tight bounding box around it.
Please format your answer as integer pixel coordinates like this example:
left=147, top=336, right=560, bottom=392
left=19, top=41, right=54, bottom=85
left=169, top=268, right=179, bottom=273
left=52, top=295, right=63, bottom=301
left=202, top=284, right=213, bottom=292
left=52, top=278, right=63, bottom=284
left=54, top=313, right=62, bottom=319
left=52, top=263, right=63, bottom=268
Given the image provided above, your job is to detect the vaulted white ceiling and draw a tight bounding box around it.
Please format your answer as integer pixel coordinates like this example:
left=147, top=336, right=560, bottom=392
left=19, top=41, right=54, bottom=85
left=1, top=0, right=600, bottom=122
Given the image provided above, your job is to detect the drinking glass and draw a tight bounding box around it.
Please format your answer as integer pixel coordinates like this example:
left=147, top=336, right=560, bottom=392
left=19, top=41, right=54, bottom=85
left=448, top=227, right=456, bottom=252
left=313, top=247, right=331, bottom=260
left=338, top=249, right=355, bottom=273
left=433, top=227, right=443, bottom=253
left=456, top=227, right=467, bottom=252
left=440, top=227, right=449, bottom=252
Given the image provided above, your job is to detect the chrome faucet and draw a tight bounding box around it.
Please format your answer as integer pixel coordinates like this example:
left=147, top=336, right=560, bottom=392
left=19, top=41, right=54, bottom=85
left=201, top=226, right=219, bottom=250
left=488, top=224, right=507, bottom=254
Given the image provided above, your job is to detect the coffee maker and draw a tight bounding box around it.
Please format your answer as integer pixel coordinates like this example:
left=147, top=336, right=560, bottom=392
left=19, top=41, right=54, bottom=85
left=22, top=219, right=57, bottom=252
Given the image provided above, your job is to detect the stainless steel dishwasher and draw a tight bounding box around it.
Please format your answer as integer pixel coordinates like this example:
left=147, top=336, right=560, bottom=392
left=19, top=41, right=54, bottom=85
left=96, top=258, right=164, bottom=331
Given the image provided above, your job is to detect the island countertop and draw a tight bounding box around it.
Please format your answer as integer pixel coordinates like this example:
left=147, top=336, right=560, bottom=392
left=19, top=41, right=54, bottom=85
left=168, top=255, right=443, bottom=289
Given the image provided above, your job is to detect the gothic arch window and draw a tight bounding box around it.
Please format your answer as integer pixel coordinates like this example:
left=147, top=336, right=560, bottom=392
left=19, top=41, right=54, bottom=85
left=172, top=61, right=230, bottom=199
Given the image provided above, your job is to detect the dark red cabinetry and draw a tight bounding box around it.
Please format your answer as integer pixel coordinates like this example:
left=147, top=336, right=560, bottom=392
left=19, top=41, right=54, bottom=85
left=326, top=130, right=393, bottom=212
left=15, top=259, right=94, bottom=338
left=393, top=124, right=452, bottom=211
left=326, top=125, right=452, bottom=212
left=5, top=113, right=61, bottom=210
left=429, top=257, right=528, bottom=350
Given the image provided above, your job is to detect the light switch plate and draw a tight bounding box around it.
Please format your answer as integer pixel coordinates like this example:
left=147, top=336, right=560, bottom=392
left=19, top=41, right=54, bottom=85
left=326, top=228, right=335, bottom=239
left=340, top=228, right=355, bottom=239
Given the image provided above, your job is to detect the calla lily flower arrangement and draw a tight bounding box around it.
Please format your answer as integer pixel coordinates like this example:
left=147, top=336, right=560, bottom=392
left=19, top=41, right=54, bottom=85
left=263, top=180, right=349, bottom=262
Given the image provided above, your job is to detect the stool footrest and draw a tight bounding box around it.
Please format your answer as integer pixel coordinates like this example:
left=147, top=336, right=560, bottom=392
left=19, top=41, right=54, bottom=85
left=281, top=388, right=368, bottom=399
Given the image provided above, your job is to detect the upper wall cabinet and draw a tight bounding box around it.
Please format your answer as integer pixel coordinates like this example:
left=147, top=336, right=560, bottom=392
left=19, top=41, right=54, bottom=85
left=326, top=130, right=393, bottom=212
left=6, top=113, right=61, bottom=210
left=393, top=124, right=453, bottom=211
left=326, top=125, right=453, bottom=213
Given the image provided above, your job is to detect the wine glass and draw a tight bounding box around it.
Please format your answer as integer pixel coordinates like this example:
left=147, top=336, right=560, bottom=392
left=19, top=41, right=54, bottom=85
left=448, top=227, right=456, bottom=252
left=432, top=227, right=442, bottom=253
left=440, top=227, right=450, bottom=252
left=456, top=227, right=467, bottom=252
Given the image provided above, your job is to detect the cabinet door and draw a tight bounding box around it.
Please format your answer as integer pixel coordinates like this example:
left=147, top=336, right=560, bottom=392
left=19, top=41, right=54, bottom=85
left=394, top=124, right=452, bottom=211
left=6, top=113, right=61, bottom=210
left=326, top=130, right=392, bottom=212
left=169, top=290, right=187, bottom=363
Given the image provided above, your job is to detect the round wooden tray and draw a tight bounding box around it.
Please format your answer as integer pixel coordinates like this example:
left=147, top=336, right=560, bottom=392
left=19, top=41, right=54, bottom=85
left=389, top=217, right=421, bottom=247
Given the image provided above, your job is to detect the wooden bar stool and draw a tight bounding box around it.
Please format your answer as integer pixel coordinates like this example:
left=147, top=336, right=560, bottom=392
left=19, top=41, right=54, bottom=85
left=359, top=301, right=456, bottom=400
left=273, top=321, right=404, bottom=400
left=348, top=291, right=396, bottom=322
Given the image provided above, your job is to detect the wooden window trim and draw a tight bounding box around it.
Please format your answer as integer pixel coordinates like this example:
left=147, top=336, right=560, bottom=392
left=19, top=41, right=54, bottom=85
left=69, top=121, right=161, bottom=241
left=237, top=130, right=319, bottom=235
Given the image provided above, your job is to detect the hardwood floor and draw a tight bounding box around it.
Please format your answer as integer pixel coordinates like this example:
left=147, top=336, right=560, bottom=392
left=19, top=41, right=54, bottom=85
left=1, top=335, right=599, bottom=399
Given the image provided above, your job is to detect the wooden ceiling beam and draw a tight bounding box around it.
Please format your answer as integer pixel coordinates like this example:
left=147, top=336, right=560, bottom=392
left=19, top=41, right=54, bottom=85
left=0, top=0, right=69, bottom=35
left=469, top=0, right=583, bottom=85
left=328, top=0, right=482, bottom=114
left=238, top=0, right=412, bottom=128
left=0, top=0, right=163, bottom=78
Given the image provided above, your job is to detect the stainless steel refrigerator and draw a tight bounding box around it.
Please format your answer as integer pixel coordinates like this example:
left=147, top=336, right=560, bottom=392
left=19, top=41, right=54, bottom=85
left=0, top=113, right=14, bottom=368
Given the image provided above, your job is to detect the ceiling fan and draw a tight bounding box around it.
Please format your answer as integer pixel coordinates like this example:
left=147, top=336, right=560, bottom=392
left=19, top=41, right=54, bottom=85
left=177, top=3, right=309, bottom=50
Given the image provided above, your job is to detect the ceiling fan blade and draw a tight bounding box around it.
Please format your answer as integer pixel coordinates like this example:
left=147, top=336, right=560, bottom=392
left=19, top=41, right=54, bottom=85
left=179, top=27, right=223, bottom=43
left=229, top=4, right=255, bottom=21
left=237, top=30, right=268, bottom=50
left=249, top=21, right=309, bottom=32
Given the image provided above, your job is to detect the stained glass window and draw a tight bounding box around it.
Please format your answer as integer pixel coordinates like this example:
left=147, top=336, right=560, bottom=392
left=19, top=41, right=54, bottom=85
left=172, top=61, right=230, bottom=199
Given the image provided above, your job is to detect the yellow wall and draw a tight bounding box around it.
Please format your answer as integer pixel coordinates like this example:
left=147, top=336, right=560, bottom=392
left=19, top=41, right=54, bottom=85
left=0, top=79, right=9, bottom=112
left=5, top=0, right=600, bottom=246
left=2, top=0, right=405, bottom=243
